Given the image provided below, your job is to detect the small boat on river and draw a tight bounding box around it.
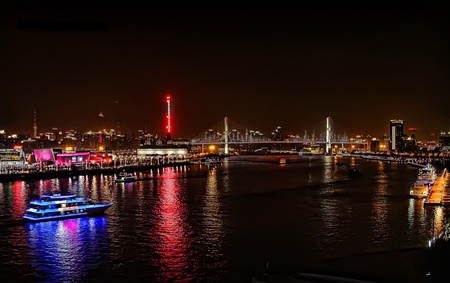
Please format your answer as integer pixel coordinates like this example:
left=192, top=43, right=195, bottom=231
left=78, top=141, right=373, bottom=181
left=409, top=182, right=431, bottom=198
left=115, top=171, right=137, bottom=183
left=23, top=193, right=112, bottom=222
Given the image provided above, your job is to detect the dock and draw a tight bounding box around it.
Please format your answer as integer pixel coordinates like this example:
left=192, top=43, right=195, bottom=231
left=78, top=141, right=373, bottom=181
left=424, top=169, right=448, bottom=205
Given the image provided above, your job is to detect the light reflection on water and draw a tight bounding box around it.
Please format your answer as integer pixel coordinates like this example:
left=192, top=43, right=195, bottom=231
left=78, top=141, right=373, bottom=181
left=319, top=157, right=339, bottom=233
left=321, top=156, right=334, bottom=186
left=26, top=217, right=108, bottom=282
left=1, top=160, right=450, bottom=282
left=202, top=168, right=225, bottom=271
left=12, top=181, right=27, bottom=220
left=151, top=167, right=195, bottom=282
left=371, top=161, right=389, bottom=247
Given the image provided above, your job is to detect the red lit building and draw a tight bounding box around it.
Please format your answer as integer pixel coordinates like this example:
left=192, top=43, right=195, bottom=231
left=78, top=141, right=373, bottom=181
left=90, top=151, right=113, bottom=166
left=56, top=151, right=90, bottom=166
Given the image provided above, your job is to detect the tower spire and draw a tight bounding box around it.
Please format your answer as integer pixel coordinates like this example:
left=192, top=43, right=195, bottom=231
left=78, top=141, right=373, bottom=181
left=33, top=110, right=37, bottom=138
left=166, top=95, right=172, bottom=140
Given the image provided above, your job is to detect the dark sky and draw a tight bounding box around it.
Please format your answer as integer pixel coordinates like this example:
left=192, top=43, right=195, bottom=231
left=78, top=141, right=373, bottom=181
left=1, top=1, right=449, bottom=140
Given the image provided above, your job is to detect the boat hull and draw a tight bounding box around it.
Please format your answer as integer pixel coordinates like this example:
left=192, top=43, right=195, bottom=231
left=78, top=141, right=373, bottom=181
left=23, top=203, right=112, bottom=222
left=410, top=194, right=427, bottom=199
left=115, top=178, right=136, bottom=183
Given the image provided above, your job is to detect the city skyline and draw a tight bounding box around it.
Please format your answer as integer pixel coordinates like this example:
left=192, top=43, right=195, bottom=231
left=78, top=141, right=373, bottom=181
left=1, top=110, right=446, bottom=144
left=1, top=1, right=449, bottom=139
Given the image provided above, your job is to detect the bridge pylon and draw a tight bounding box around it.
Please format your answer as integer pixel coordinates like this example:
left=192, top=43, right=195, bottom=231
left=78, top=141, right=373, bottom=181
left=224, top=116, right=229, bottom=154
left=326, top=116, right=332, bottom=155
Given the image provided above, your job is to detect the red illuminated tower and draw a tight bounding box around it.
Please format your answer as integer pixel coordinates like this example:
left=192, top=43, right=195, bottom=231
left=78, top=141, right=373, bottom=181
left=166, top=95, right=172, bottom=140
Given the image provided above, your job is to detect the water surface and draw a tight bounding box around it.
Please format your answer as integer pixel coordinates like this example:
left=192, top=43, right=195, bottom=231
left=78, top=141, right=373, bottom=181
left=0, top=156, right=446, bottom=282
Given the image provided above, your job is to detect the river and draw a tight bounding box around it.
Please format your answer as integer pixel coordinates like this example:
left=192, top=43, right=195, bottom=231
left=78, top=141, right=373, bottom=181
left=0, top=156, right=446, bottom=282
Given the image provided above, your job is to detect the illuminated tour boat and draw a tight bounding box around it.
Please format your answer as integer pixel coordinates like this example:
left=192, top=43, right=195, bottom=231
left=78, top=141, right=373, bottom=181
left=409, top=182, right=431, bottom=199
left=409, top=164, right=437, bottom=198
left=417, top=163, right=437, bottom=185
left=23, top=194, right=113, bottom=222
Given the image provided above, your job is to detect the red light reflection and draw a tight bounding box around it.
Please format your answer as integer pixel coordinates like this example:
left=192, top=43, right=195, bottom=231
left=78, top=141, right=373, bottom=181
left=151, top=167, right=194, bottom=282
left=12, top=181, right=26, bottom=220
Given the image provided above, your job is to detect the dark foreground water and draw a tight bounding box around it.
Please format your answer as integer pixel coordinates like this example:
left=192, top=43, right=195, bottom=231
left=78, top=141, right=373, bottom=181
left=0, top=156, right=447, bottom=282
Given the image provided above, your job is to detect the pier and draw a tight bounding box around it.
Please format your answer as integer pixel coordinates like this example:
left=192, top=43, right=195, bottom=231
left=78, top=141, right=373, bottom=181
left=0, top=161, right=190, bottom=182
left=424, top=169, right=448, bottom=205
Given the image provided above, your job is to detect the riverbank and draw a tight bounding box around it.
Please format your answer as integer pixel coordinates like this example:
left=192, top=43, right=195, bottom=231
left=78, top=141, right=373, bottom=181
left=0, top=161, right=190, bottom=182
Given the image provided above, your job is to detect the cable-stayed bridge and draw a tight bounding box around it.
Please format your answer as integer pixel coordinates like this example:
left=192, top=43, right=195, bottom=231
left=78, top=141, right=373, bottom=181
left=190, top=117, right=368, bottom=154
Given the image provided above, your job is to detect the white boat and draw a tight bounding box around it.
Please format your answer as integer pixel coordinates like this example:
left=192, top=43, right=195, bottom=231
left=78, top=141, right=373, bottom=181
left=115, top=171, right=137, bottom=183
left=409, top=181, right=431, bottom=198
left=409, top=163, right=436, bottom=198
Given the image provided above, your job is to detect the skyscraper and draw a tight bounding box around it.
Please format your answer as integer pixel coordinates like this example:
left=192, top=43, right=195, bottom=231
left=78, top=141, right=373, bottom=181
left=389, top=119, right=404, bottom=152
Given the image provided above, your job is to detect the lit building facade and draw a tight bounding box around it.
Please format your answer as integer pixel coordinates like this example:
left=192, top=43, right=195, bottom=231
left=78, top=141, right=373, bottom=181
left=137, top=146, right=188, bottom=156
left=56, top=151, right=90, bottom=166
left=389, top=119, right=404, bottom=152
left=0, top=147, right=26, bottom=166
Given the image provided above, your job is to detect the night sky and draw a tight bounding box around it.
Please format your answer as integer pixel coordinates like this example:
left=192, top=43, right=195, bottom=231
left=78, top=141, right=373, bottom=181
left=1, top=1, right=449, bottom=140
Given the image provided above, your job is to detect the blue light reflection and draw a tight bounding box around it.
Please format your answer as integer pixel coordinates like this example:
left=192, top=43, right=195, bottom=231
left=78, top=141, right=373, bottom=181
left=26, top=217, right=109, bottom=282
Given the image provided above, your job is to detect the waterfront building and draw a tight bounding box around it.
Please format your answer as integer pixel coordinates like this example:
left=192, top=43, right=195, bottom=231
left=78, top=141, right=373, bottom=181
left=137, top=144, right=188, bottom=157
left=439, top=132, right=450, bottom=149
left=0, top=147, right=27, bottom=173
left=370, top=138, right=380, bottom=153
left=89, top=150, right=113, bottom=166
left=389, top=119, right=405, bottom=152
left=33, top=148, right=56, bottom=169
left=56, top=151, right=90, bottom=167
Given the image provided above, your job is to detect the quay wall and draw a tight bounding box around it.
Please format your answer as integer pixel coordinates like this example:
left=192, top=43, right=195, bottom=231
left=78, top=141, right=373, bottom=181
left=0, top=162, right=190, bottom=182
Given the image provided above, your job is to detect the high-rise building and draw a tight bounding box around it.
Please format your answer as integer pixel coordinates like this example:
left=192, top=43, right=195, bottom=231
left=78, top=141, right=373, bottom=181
left=370, top=138, right=380, bottom=153
left=439, top=132, right=450, bottom=148
left=389, top=119, right=404, bottom=152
